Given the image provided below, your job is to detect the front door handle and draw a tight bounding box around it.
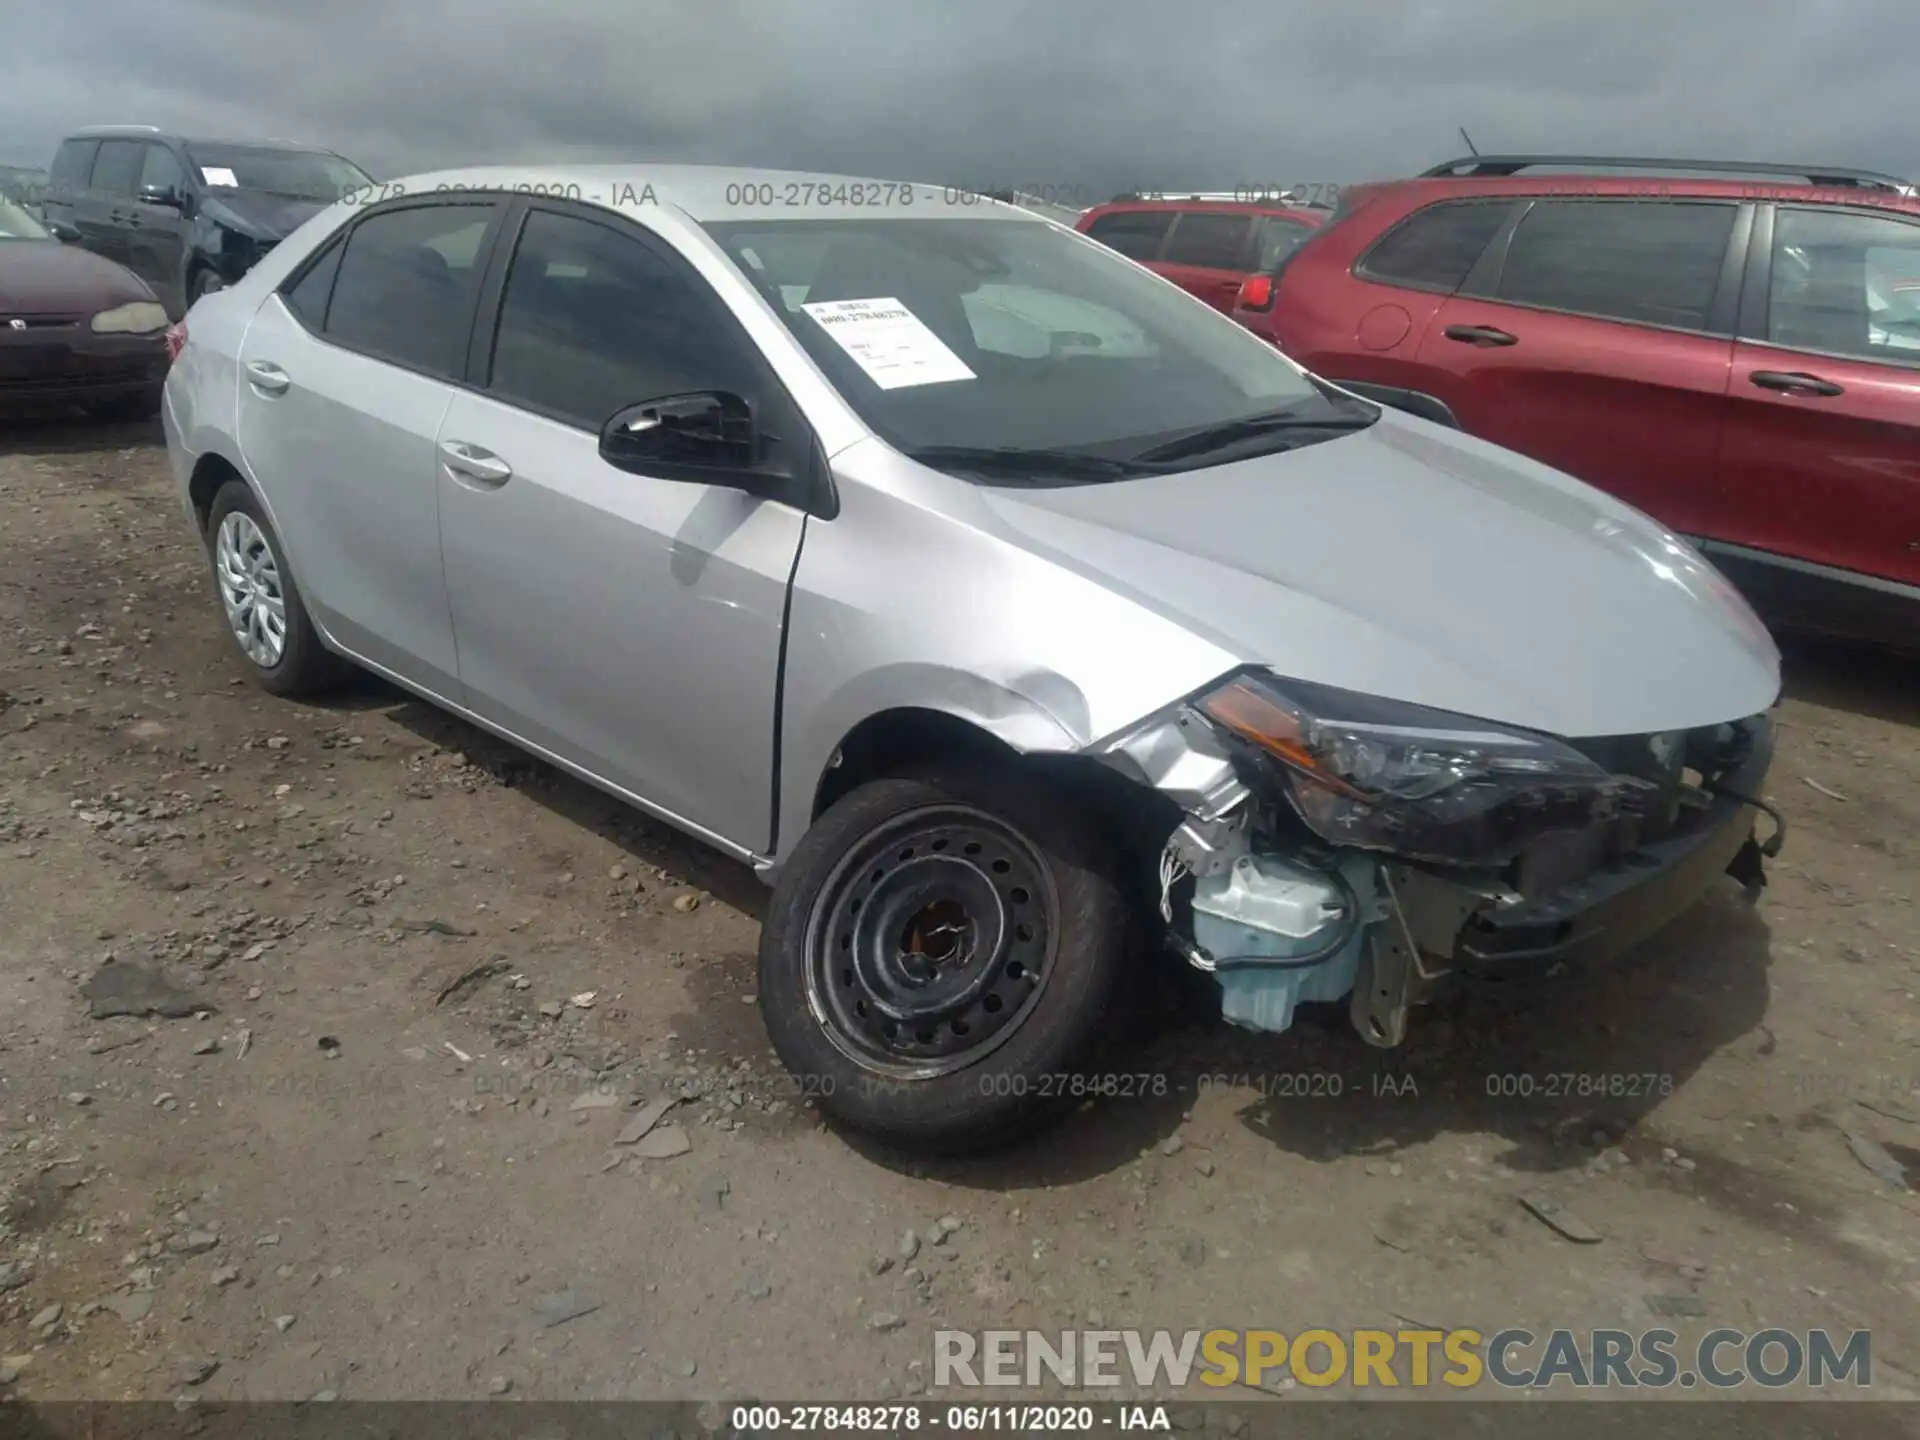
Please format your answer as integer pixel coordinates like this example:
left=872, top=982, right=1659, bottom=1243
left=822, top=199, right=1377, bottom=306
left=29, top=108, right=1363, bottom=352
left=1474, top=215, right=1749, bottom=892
left=1443, top=324, right=1518, bottom=347
left=439, top=440, right=512, bottom=486
left=1749, top=369, right=1844, bottom=397
left=244, top=360, right=290, bottom=395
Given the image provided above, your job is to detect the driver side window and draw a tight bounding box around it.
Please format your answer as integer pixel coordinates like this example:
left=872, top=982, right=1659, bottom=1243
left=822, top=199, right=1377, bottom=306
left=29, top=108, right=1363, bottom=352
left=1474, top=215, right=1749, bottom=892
left=1770, top=207, right=1920, bottom=362
left=138, top=144, right=184, bottom=197
left=486, top=210, right=760, bottom=431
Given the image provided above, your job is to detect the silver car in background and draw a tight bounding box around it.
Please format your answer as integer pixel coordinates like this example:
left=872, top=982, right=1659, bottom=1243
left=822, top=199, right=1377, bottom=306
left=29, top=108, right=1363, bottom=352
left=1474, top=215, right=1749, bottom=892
left=162, top=164, right=1783, bottom=1151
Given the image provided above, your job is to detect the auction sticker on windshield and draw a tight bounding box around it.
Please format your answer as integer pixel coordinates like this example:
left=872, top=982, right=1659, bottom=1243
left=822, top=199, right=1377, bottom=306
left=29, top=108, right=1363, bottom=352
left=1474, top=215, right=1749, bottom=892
left=800, top=297, right=976, bottom=389
left=200, top=167, right=239, bottom=188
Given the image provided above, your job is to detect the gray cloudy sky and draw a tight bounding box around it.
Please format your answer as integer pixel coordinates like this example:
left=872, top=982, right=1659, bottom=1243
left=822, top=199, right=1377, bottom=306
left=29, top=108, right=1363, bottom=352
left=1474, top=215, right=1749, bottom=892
left=3, top=0, right=1913, bottom=193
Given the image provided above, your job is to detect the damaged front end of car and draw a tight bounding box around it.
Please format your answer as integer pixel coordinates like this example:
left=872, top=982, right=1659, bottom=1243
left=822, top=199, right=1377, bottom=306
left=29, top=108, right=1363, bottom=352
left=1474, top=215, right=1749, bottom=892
left=1094, top=670, right=1783, bottom=1046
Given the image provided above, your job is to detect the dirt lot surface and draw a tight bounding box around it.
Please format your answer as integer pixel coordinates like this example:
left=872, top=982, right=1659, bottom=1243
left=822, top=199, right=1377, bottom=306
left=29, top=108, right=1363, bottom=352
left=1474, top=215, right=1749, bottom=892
left=1, top=418, right=1918, bottom=1407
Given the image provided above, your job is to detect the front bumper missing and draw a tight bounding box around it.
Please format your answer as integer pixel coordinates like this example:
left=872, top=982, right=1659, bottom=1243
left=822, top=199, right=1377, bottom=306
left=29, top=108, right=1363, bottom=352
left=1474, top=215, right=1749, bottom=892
left=1452, top=713, right=1778, bottom=973
left=1099, top=700, right=1782, bottom=1048
left=1351, top=713, right=1779, bottom=1045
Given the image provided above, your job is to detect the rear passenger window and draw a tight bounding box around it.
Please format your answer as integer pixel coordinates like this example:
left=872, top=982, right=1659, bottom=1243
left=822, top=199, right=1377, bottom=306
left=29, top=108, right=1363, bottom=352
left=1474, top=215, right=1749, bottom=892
left=487, top=210, right=759, bottom=431
left=89, top=140, right=145, bottom=195
left=1085, top=211, right=1174, bottom=261
left=1358, top=200, right=1511, bottom=291
left=323, top=204, right=494, bottom=378
left=1495, top=200, right=1736, bottom=331
left=51, top=140, right=98, bottom=188
left=1161, top=213, right=1254, bottom=268
left=283, top=238, right=344, bottom=328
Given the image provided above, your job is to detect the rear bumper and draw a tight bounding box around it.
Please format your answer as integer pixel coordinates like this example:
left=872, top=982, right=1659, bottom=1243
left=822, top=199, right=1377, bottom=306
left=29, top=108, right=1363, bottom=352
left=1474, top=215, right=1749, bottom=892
left=1449, top=714, right=1777, bottom=972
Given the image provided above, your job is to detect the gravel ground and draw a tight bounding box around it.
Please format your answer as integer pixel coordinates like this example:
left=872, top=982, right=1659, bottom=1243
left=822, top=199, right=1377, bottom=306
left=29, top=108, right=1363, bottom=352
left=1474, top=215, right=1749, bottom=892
left=1, top=417, right=1917, bottom=1406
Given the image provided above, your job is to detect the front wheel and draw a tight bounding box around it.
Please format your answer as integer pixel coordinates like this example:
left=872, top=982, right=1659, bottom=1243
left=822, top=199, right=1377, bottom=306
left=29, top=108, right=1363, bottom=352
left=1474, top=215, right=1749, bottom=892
left=758, top=763, right=1135, bottom=1153
left=188, top=268, right=225, bottom=306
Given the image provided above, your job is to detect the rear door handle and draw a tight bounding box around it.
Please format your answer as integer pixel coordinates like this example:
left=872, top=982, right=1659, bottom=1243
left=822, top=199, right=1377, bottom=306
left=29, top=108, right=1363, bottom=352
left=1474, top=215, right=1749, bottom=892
left=1444, top=324, right=1518, bottom=347
left=439, top=440, right=512, bottom=486
left=244, top=360, right=290, bottom=395
left=1749, top=369, right=1844, bottom=397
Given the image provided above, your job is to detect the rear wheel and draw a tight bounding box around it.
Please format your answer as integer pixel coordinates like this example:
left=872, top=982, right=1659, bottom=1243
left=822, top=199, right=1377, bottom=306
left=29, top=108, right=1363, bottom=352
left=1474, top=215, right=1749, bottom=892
left=758, top=762, right=1135, bottom=1152
left=204, top=480, right=351, bottom=697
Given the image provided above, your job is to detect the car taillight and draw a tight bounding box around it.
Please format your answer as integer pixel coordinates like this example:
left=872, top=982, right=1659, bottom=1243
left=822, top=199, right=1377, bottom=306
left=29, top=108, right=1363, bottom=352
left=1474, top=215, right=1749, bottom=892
left=164, top=321, right=187, bottom=363
left=1236, top=274, right=1275, bottom=312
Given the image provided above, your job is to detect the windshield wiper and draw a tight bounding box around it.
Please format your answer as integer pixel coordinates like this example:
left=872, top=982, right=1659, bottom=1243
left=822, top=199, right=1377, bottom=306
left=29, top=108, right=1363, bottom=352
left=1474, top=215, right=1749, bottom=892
left=903, top=445, right=1168, bottom=483
left=1128, top=408, right=1374, bottom=465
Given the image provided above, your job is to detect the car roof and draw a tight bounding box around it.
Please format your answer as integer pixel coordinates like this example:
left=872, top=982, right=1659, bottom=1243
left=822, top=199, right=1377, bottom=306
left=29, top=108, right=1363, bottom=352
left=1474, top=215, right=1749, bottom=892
left=64, top=128, right=345, bottom=155
left=387, top=164, right=1059, bottom=224
left=1083, top=198, right=1325, bottom=223
left=1346, top=172, right=1920, bottom=217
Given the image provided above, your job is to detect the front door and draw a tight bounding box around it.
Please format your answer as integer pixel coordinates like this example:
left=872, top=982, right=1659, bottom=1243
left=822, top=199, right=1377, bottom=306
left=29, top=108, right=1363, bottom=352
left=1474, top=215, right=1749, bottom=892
left=128, top=142, right=191, bottom=315
left=436, top=203, right=809, bottom=853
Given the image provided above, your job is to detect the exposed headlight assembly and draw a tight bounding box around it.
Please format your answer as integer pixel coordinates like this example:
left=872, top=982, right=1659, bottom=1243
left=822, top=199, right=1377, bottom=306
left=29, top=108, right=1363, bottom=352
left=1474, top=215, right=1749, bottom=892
left=1196, top=671, right=1656, bottom=867
left=91, top=301, right=170, bottom=335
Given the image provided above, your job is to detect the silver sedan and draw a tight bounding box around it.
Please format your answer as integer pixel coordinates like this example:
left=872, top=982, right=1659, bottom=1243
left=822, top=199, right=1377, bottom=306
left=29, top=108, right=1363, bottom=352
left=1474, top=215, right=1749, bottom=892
left=163, top=164, right=1783, bottom=1151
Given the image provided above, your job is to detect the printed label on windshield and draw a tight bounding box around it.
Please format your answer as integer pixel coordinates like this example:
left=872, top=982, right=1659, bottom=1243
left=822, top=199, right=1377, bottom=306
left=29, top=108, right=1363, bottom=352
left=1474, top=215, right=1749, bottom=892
left=200, top=167, right=240, bottom=188
left=799, top=297, right=975, bottom=390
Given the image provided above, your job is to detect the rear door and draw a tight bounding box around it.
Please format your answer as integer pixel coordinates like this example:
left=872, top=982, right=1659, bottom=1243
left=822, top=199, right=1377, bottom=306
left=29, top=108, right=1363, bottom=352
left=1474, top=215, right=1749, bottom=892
left=1716, top=202, right=1920, bottom=589
left=235, top=199, right=506, bottom=695
left=1275, top=197, right=1517, bottom=404
left=77, top=139, right=145, bottom=266
left=1155, top=210, right=1258, bottom=311
left=1412, top=196, right=1746, bottom=539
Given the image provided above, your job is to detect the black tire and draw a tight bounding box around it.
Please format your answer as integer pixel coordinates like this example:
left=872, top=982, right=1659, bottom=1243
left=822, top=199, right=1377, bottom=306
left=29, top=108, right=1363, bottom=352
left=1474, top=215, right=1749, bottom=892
left=188, top=268, right=224, bottom=306
left=758, top=762, right=1135, bottom=1153
left=204, top=479, right=351, bottom=697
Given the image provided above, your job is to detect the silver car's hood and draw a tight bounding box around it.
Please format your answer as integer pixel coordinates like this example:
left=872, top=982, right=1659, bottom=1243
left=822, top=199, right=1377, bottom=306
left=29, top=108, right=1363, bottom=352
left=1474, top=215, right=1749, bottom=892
left=977, top=413, right=1781, bottom=738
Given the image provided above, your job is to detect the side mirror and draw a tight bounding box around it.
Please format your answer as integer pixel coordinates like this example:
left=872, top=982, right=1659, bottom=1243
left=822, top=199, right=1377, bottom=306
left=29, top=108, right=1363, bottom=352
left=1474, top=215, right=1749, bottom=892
left=600, top=391, right=759, bottom=474
left=137, top=183, right=182, bottom=210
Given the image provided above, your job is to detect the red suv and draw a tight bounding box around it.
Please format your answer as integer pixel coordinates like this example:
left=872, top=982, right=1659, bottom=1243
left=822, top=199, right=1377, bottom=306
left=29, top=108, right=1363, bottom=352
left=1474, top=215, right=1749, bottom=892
left=1078, top=194, right=1325, bottom=313
left=1235, top=155, right=1920, bottom=648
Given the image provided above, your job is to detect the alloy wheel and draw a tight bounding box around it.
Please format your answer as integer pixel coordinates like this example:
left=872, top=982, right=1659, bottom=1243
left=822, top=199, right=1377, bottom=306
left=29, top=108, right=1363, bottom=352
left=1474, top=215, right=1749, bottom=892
left=214, top=512, right=287, bottom=668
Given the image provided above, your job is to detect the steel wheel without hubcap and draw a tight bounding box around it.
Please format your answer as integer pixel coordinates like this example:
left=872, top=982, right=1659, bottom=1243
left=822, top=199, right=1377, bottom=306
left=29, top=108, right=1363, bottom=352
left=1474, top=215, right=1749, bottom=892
left=214, top=512, right=287, bottom=668
left=803, top=805, right=1057, bottom=1079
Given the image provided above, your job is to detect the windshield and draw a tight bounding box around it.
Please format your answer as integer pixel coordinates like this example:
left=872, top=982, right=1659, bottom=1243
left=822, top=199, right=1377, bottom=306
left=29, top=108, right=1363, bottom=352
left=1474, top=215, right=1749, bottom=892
left=702, top=215, right=1355, bottom=466
left=185, top=145, right=372, bottom=201
left=0, top=196, right=50, bottom=240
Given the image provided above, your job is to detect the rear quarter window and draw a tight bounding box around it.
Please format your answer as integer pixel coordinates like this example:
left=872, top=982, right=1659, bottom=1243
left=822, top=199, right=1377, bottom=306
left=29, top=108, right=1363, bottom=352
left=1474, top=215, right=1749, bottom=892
left=1356, top=199, right=1514, bottom=292
left=1084, top=210, right=1174, bottom=261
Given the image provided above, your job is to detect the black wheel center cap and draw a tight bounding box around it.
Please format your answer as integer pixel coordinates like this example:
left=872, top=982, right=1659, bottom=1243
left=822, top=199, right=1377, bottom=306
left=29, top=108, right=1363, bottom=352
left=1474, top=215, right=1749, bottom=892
left=806, top=805, right=1055, bottom=1074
